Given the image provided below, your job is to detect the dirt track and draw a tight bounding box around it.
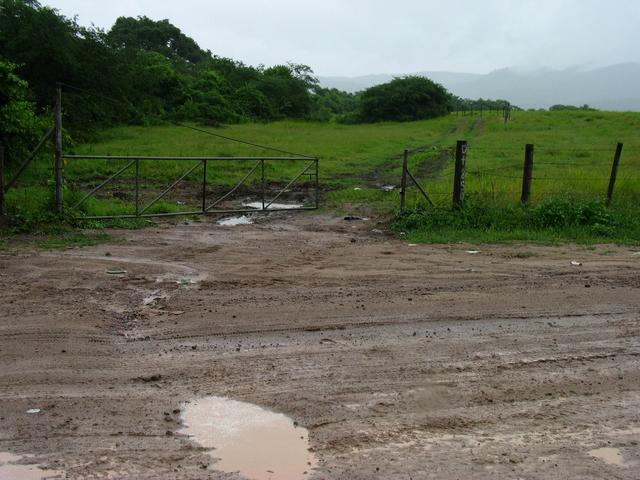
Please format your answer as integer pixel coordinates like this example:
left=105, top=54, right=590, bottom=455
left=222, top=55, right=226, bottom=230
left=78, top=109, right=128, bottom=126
left=1, top=213, right=639, bottom=479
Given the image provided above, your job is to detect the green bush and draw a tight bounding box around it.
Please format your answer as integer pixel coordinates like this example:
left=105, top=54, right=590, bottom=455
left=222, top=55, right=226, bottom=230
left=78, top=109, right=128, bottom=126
left=393, top=196, right=639, bottom=243
left=359, top=76, right=450, bottom=123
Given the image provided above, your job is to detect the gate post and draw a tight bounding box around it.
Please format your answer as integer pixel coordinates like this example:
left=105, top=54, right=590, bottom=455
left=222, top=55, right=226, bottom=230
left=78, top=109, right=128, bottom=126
left=400, top=149, right=409, bottom=211
left=606, top=143, right=624, bottom=206
left=54, top=83, right=64, bottom=215
left=453, top=140, right=467, bottom=208
left=521, top=144, right=534, bottom=204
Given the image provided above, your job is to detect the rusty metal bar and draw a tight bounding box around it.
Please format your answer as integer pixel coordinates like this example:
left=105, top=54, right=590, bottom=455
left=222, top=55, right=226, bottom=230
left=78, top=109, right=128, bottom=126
left=205, top=161, right=260, bottom=211
left=5, top=127, right=54, bottom=191
left=69, top=160, right=136, bottom=211
left=63, top=155, right=315, bottom=162
left=74, top=206, right=317, bottom=221
left=139, top=161, right=202, bottom=215
left=264, top=161, right=314, bottom=209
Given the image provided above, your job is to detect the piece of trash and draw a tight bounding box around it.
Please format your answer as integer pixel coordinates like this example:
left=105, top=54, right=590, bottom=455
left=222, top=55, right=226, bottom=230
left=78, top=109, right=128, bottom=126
left=571, top=261, right=583, bottom=266
left=408, top=244, right=418, bottom=247
left=176, top=201, right=186, bottom=205
left=353, top=187, right=362, bottom=191
left=344, top=215, right=363, bottom=221
left=106, top=269, right=127, bottom=275
left=26, top=408, right=41, bottom=414
left=243, top=201, right=302, bottom=210
left=382, top=185, right=396, bottom=192
left=218, top=216, right=253, bottom=226
left=466, top=250, right=481, bottom=254
left=399, top=232, right=406, bottom=236
left=371, top=229, right=384, bottom=234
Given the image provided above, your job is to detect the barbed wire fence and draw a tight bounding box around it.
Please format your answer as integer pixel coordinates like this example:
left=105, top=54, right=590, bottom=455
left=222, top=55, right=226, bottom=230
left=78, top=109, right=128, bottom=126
left=399, top=141, right=639, bottom=210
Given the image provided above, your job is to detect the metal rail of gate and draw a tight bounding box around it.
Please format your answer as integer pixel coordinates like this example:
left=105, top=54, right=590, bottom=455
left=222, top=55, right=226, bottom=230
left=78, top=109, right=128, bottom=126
left=63, top=155, right=319, bottom=220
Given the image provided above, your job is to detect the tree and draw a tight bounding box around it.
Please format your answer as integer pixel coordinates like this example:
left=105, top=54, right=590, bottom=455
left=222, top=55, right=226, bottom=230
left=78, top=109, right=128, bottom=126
left=0, top=60, right=47, bottom=166
left=256, top=64, right=314, bottom=119
left=107, top=16, right=207, bottom=64
left=359, top=76, right=450, bottom=122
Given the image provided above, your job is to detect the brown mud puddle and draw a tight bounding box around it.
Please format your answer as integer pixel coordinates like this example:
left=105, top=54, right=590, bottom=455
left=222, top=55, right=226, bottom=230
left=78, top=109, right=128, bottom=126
left=180, top=396, right=316, bottom=480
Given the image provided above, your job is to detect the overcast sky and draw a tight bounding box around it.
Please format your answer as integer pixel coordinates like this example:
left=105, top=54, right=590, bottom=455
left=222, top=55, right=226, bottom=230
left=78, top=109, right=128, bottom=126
left=46, top=0, right=640, bottom=77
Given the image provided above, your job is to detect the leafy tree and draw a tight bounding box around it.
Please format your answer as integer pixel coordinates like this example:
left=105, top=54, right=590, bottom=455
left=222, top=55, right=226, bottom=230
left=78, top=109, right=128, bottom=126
left=0, top=60, right=47, bottom=166
left=256, top=64, right=313, bottom=118
left=107, top=16, right=207, bottom=64
left=359, top=76, right=450, bottom=122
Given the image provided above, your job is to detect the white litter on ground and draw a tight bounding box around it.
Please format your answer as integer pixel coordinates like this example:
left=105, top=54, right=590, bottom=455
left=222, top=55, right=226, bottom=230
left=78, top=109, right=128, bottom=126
left=243, top=202, right=302, bottom=210
left=218, top=216, right=254, bottom=226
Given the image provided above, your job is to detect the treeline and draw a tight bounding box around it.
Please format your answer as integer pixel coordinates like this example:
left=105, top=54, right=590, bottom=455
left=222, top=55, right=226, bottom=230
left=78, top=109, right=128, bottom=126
left=450, top=97, right=516, bottom=112
left=0, top=0, right=360, bottom=130
left=0, top=0, right=514, bottom=167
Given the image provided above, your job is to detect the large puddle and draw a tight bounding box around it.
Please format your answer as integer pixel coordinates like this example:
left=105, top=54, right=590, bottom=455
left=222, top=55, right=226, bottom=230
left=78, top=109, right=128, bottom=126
left=0, top=452, right=63, bottom=479
left=588, top=447, right=626, bottom=466
left=180, top=396, right=316, bottom=480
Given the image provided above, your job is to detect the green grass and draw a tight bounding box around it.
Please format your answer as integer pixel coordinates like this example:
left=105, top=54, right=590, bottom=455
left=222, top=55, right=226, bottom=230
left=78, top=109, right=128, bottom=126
left=3, top=110, right=640, bottom=244
left=393, top=196, right=640, bottom=245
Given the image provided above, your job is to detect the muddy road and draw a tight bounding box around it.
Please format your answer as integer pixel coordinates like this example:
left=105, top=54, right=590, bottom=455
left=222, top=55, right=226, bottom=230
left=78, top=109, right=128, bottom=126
left=0, top=213, right=639, bottom=479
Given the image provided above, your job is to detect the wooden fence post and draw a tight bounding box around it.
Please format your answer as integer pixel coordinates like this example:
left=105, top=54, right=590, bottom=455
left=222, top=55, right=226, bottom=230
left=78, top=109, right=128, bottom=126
left=0, top=146, right=5, bottom=219
left=521, top=144, right=534, bottom=204
left=400, top=149, right=409, bottom=211
left=453, top=140, right=467, bottom=208
left=606, top=143, right=624, bottom=206
left=54, top=83, right=63, bottom=215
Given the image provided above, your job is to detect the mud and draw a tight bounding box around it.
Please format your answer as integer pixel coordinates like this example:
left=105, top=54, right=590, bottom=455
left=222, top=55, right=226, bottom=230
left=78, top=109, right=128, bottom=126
left=0, top=212, right=639, bottom=479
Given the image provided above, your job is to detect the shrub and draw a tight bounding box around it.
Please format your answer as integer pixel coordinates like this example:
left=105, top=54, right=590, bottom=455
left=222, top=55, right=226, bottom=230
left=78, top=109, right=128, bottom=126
left=359, top=76, right=450, bottom=123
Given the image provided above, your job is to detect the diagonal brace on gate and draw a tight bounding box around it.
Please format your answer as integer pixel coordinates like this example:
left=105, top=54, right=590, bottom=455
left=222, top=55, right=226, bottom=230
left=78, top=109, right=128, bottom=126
left=265, top=160, right=316, bottom=209
left=205, top=161, right=260, bottom=211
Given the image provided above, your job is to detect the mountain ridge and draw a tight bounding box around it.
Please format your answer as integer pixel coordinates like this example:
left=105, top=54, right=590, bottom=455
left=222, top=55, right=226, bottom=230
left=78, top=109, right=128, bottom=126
left=318, top=63, right=640, bottom=111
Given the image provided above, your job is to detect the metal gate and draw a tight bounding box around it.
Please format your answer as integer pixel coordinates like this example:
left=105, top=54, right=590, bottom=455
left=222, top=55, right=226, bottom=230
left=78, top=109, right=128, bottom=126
left=64, top=154, right=319, bottom=220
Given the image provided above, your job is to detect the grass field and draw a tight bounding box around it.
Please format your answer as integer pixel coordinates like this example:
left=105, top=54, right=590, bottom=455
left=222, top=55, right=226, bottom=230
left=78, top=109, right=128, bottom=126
left=4, top=110, right=640, bottom=243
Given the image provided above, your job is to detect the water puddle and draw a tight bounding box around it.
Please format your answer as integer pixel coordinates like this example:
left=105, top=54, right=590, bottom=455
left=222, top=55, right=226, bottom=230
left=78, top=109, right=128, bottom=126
left=243, top=202, right=303, bottom=210
left=588, top=447, right=626, bottom=466
left=218, top=215, right=254, bottom=226
left=180, top=396, right=316, bottom=480
left=0, top=452, right=63, bottom=479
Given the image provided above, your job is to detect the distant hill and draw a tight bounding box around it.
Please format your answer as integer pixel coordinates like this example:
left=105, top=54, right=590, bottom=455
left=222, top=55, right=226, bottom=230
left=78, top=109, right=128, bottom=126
left=319, top=63, right=640, bottom=111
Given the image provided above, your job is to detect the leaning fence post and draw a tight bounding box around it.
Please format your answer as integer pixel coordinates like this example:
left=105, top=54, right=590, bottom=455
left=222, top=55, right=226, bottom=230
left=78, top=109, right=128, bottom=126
left=606, top=143, right=624, bottom=206
left=453, top=140, right=467, bottom=208
left=0, top=146, right=5, bottom=219
left=400, top=149, right=409, bottom=211
left=521, top=144, right=534, bottom=204
left=54, top=83, right=63, bottom=215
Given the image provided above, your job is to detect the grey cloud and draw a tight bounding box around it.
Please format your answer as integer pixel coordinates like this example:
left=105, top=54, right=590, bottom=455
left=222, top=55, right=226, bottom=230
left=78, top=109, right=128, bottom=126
left=48, top=0, right=640, bottom=76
